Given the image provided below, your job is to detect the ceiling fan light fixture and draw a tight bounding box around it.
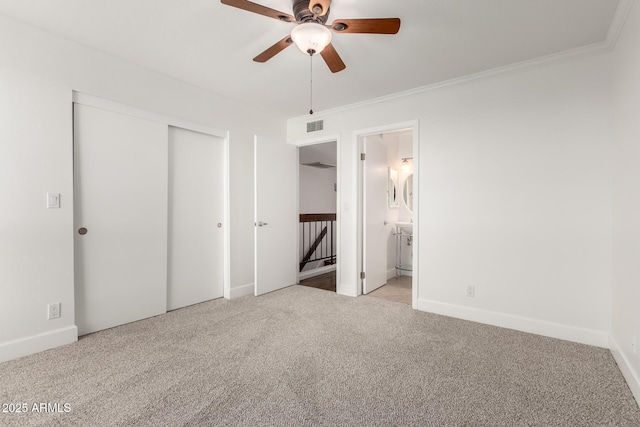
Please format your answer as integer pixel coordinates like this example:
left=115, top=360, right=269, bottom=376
left=291, top=22, right=332, bottom=55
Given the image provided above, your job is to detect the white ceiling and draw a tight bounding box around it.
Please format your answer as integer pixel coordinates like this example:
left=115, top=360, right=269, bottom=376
left=0, top=0, right=620, bottom=118
left=300, top=141, right=337, bottom=166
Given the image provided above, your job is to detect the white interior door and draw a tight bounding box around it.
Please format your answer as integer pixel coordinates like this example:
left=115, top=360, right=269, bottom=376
left=363, top=136, right=389, bottom=294
left=74, top=104, right=168, bottom=335
left=254, top=135, right=297, bottom=296
left=167, top=126, right=224, bottom=310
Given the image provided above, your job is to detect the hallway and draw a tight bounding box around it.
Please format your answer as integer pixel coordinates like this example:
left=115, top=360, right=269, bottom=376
left=299, top=272, right=411, bottom=305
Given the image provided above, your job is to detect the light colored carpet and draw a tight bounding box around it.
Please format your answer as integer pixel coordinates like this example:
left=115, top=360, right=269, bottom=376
left=0, top=285, right=639, bottom=426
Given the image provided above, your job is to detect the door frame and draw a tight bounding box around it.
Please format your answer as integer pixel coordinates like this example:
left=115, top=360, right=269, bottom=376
left=291, top=134, right=342, bottom=292
left=72, top=92, right=231, bottom=301
left=355, top=120, right=419, bottom=309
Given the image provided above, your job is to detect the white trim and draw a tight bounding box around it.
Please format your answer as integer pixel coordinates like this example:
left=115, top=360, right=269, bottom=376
left=291, top=42, right=606, bottom=121
left=296, top=146, right=300, bottom=285
left=359, top=135, right=367, bottom=296
left=387, top=269, right=412, bottom=279
left=418, top=299, right=609, bottom=348
left=339, top=282, right=359, bottom=298
left=230, top=283, right=254, bottom=299
left=293, top=132, right=341, bottom=147
left=410, top=121, right=420, bottom=310
left=292, top=134, right=342, bottom=294
left=610, top=336, right=640, bottom=406
left=300, top=265, right=336, bottom=281
left=352, top=121, right=419, bottom=141
left=354, top=120, right=420, bottom=308
left=607, top=0, right=635, bottom=49
left=223, top=130, right=231, bottom=300
left=335, top=136, right=341, bottom=295
left=289, top=0, right=635, bottom=123
left=0, top=326, right=78, bottom=364
left=73, top=92, right=227, bottom=138
left=253, top=135, right=258, bottom=296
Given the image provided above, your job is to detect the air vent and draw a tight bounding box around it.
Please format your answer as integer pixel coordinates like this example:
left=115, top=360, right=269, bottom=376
left=307, top=119, right=324, bottom=133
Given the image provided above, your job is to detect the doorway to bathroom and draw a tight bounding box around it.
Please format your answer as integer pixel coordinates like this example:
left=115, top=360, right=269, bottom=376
left=358, top=122, right=418, bottom=308
left=298, top=141, right=338, bottom=293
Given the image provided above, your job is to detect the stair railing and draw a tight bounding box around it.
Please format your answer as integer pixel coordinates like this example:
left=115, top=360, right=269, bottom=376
left=299, top=213, right=336, bottom=272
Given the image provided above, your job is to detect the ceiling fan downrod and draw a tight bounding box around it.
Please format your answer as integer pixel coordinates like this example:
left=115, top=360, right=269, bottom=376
left=220, top=0, right=399, bottom=74
left=308, top=49, right=315, bottom=115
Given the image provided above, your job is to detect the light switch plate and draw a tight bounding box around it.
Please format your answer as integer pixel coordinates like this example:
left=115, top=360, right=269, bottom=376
left=47, top=193, right=60, bottom=209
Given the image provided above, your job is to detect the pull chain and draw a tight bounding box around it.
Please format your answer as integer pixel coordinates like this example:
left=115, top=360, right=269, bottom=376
left=308, top=49, right=315, bottom=115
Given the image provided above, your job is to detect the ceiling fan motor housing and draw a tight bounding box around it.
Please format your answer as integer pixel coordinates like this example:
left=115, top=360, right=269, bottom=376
left=293, top=0, right=329, bottom=24
left=219, top=0, right=399, bottom=74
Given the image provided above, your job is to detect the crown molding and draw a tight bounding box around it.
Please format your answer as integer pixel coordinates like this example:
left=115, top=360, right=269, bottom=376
left=289, top=0, right=636, bottom=122
left=606, top=0, right=635, bottom=49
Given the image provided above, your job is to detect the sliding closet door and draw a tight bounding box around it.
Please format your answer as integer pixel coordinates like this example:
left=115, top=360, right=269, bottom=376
left=167, top=127, right=224, bottom=310
left=74, top=104, right=168, bottom=336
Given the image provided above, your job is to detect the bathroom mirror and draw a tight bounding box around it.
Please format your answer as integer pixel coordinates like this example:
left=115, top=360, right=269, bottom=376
left=388, top=168, right=399, bottom=208
left=403, top=173, right=413, bottom=212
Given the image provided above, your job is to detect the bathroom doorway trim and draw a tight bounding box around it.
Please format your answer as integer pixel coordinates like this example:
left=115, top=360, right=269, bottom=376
left=355, top=120, right=419, bottom=309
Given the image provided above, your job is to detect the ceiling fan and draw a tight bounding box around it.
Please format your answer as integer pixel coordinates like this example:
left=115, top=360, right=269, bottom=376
left=220, top=0, right=401, bottom=73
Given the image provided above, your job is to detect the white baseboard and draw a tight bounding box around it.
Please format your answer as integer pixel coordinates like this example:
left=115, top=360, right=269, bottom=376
left=610, top=336, right=640, bottom=405
left=418, top=298, right=609, bottom=348
left=0, top=326, right=78, bottom=364
left=230, top=283, right=254, bottom=299
left=299, top=264, right=336, bottom=281
left=387, top=269, right=413, bottom=279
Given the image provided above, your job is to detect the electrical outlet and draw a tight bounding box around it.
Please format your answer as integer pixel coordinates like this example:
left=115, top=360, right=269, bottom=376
left=466, top=285, right=475, bottom=298
left=47, top=303, right=61, bottom=320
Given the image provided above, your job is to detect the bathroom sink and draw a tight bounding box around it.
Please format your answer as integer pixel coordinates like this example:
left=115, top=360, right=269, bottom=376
left=395, top=222, right=413, bottom=233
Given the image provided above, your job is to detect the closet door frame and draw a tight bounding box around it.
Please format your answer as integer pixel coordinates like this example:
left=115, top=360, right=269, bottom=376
left=72, top=92, right=231, bottom=300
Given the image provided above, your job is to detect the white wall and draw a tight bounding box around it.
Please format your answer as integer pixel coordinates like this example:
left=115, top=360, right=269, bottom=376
left=612, top=1, right=640, bottom=403
left=299, top=166, right=336, bottom=213
left=0, top=15, right=284, bottom=362
left=288, top=50, right=614, bottom=347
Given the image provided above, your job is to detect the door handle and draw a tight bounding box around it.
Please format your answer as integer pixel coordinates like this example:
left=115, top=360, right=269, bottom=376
left=78, top=227, right=88, bottom=235
left=256, top=221, right=268, bottom=227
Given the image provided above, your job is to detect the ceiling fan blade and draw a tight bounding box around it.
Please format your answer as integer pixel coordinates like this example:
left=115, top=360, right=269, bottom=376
left=330, top=18, right=401, bottom=34
left=309, top=0, right=331, bottom=16
left=253, top=35, right=294, bottom=63
left=221, top=0, right=295, bottom=23
left=320, top=43, right=346, bottom=73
